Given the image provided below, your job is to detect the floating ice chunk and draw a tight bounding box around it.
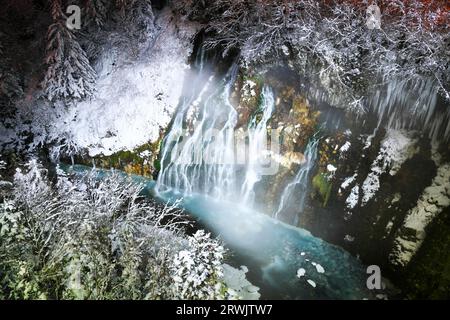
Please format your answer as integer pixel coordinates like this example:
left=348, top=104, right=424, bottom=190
left=315, top=264, right=325, bottom=273
left=296, top=268, right=306, bottom=278
left=307, top=280, right=316, bottom=288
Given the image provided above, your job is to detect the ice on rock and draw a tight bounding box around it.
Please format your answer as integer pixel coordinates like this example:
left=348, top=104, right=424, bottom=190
left=327, top=164, right=337, bottom=173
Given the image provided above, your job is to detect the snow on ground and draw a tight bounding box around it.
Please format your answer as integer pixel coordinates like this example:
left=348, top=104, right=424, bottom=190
left=341, top=173, right=357, bottom=190
left=314, top=263, right=325, bottom=274
left=222, top=264, right=261, bottom=300
left=361, top=129, right=416, bottom=206
left=2, top=10, right=199, bottom=158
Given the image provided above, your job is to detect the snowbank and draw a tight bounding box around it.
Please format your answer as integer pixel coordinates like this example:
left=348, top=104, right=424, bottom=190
left=3, top=10, right=199, bottom=158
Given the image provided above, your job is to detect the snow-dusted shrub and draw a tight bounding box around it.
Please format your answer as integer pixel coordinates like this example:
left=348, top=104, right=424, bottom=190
left=0, top=160, right=233, bottom=300
left=171, top=230, right=228, bottom=300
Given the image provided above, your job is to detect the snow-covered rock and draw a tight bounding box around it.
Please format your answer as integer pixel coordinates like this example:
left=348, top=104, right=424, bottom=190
left=307, top=279, right=316, bottom=288
left=361, top=129, right=417, bottom=206
left=222, top=264, right=261, bottom=300
left=241, top=79, right=258, bottom=102
left=390, top=163, right=450, bottom=267
left=327, top=164, right=337, bottom=173
left=346, top=185, right=359, bottom=210
left=341, top=173, right=357, bottom=190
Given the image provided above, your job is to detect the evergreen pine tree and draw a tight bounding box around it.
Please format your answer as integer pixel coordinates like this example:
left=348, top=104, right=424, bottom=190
left=0, top=32, right=23, bottom=115
left=41, top=0, right=97, bottom=102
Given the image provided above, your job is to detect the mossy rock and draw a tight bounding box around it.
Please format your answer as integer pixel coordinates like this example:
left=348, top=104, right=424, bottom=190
left=312, top=172, right=332, bottom=207
left=81, top=137, right=164, bottom=178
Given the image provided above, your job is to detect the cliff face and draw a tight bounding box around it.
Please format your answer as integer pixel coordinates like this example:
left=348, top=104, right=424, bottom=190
left=192, top=58, right=449, bottom=298
left=248, top=65, right=450, bottom=299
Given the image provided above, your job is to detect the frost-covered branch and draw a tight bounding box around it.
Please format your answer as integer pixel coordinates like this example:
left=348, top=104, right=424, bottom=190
left=0, top=160, right=237, bottom=300
left=174, top=0, right=449, bottom=101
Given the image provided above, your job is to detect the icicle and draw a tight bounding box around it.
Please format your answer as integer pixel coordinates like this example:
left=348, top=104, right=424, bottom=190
left=368, top=77, right=449, bottom=142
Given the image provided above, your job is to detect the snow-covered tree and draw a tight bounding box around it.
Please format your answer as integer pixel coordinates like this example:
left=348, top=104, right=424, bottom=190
left=115, top=0, right=157, bottom=52
left=173, top=0, right=449, bottom=102
left=171, top=230, right=228, bottom=299
left=0, top=156, right=12, bottom=199
left=41, top=0, right=97, bottom=102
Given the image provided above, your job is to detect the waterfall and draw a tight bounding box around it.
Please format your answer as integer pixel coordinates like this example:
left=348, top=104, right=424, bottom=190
left=156, top=62, right=276, bottom=206
left=274, top=137, right=320, bottom=224
left=156, top=63, right=238, bottom=198
left=240, top=86, right=275, bottom=206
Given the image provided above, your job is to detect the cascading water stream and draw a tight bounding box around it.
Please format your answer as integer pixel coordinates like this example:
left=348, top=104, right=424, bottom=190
left=156, top=60, right=277, bottom=208
left=156, top=62, right=240, bottom=199
left=63, top=56, right=384, bottom=300
left=274, top=137, right=320, bottom=224
left=240, top=86, right=275, bottom=206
